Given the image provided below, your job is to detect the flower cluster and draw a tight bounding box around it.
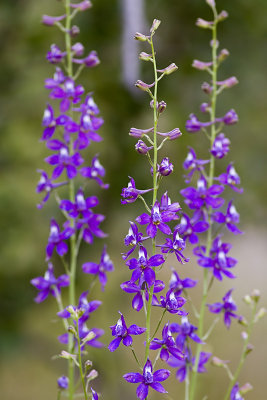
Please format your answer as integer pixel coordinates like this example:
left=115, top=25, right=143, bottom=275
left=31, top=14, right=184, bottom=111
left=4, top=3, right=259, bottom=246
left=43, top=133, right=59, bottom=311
left=31, top=1, right=113, bottom=399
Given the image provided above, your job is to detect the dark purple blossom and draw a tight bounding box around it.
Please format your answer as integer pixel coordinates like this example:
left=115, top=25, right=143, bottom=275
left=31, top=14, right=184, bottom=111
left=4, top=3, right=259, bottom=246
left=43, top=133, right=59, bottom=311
left=193, top=236, right=237, bottom=280
left=136, top=201, right=177, bottom=238
left=91, top=388, right=98, bottom=400
left=125, top=246, right=165, bottom=287
left=183, top=147, right=209, bottom=183
left=176, top=212, right=209, bottom=244
left=74, top=210, right=107, bottom=244
left=80, top=155, right=109, bottom=188
left=45, top=67, right=65, bottom=90
left=230, top=384, right=244, bottom=400
left=169, top=269, right=197, bottom=295
left=121, top=177, right=152, bottom=204
left=45, top=143, right=84, bottom=180
left=46, top=219, right=74, bottom=260
left=108, top=312, right=146, bottom=351
left=208, top=289, right=238, bottom=328
left=159, top=229, right=189, bottom=264
left=31, top=263, right=69, bottom=303
left=135, top=140, right=153, bottom=154
left=150, top=323, right=184, bottom=361
left=180, top=175, right=224, bottom=210
left=47, top=44, right=66, bottom=64
left=153, top=289, right=187, bottom=315
left=123, top=358, right=170, bottom=400
left=159, top=191, right=181, bottom=214
left=185, top=113, right=213, bottom=133
left=210, top=133, right=230, bottom=159
left=60, top=188, right=98, bottom=218
left=57, top=376, right=69, bottom=389
left=159, top=157, right=174, bottom=176
left=122, top=221, right=149, bottom=260
left=222, top=109, right=238, bottom=125
left=217, top=163, right=243, bottom=193
left=49, top=77, right=84, bottom=112
left=36, top=170, right=67, bottom=208
left=57, top=291, right=101, bottom=324
left=212, top=200, right=242, bottom=234
left=168, top=350, right=211, bottom=382
left=82, top=245, right=114, bottom=290
left=170, top=317, right=203, bottom=349
left=41, top=104, right=69, bottom=141
left=120, top=278, right=165, bottom=312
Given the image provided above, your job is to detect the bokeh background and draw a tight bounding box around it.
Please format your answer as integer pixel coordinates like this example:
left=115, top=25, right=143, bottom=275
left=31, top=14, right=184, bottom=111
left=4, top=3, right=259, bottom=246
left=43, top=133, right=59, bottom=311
left=0, top=0, right=267, bottom=399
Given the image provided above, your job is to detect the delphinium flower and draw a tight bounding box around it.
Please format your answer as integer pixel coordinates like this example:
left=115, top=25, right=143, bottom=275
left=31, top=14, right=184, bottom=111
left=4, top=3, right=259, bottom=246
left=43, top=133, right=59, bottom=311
left=109, top=19, right=190, bottom=400
left=31, top=1, right=112, bottom=399
left=177, top=2, right=265, bottom=400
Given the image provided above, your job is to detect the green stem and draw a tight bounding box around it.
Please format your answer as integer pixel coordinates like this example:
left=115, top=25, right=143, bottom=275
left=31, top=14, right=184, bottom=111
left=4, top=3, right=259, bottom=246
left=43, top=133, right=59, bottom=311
left=130, top=346, right=142, bottom=370
left=189, top=9, right=218, bottom=400
left=144, top=33, right=159, bottom=363
left=151, top=309, right=167, bottom=339
left=76, top=322, right=88, bottom=400
left=223, top=303, right=257, bottom=400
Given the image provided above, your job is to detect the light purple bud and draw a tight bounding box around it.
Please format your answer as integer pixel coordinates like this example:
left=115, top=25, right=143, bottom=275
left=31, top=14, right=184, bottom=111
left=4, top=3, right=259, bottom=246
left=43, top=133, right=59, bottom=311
left=217, top=76, right=238, bottom=88
left=135, top=80, right=155, bottom=92
left=159, top=157, right=174, bottom=176
left=129, top=127, right=153, bottom=138
left=201, top=82, right=212, bottom=94
left=157, top=63, right=178, bottom=75
left=196, top=18, right=213, bottom=29
left=158, top=100, right=167, bottom=113
left=134, top=32, right=148, bottom=42
left=139, top=52, right=152, bottom=61
left=83, top=51, right=100, bottom=67
left=150, top=19, right=161, bottom=33
left=200, top=102, right=210, bottom=113
left=210, top=39, right=219, bottom=48
left=42, top=14, right=66, bottom=26
left=70, top=25, right=80, bottom=37
left=72, top=42, right=84, bottom=56
left=70, top=1, right=92, bottom=10
left=192, top=60, right=213, bottom=70
left=206, top=0, right=215, bottom=8
left=218, top=49, right=230, bottom=62
left=217, top=10, right=229, bottom=22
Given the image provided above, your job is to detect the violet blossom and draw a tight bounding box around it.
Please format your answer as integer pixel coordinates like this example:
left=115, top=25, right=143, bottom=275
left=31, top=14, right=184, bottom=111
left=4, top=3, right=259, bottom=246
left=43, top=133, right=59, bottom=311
left=150, top=323, right=184, bottom=361
left=82, top=245, right=114, bottom=290
left=212, top=200, right=243, bottom=235
left=208, top=289, right=239, bottom=328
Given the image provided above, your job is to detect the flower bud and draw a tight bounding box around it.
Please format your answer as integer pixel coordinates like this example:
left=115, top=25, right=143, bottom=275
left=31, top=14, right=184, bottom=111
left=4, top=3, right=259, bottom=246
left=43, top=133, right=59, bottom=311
left=238, top=316, right=248, bottom=327
left=42, top=14, right=66, bottom=26
left=243, top=294, right=252, bottom=305
left=68, top=325, right=77, bottom=336
left=241, top=331, right=248, bottom=340
left=72, top=42, right=84, bottom=56
left=217, top=10, right=229, bottom=22
left=206, top=0, right=216, bottom=7
left=210, top=39, right=219, bottom=49
left=201, top=82, right=212, bottom=94
left=139, top=52, right=152, bottom=62
left=211, top=356, right=229, bottom=367
left=150, top=19, right=161, bottom=33
left=192, top=60, right=213, bottom=71
left=196, top=18, right=213, bottom=29
left=85, top=360, right=93, bottom=370
left=159, top=157, right=174, bottom=176
left=135, top=140, right=151, bottom=155
left=81, top=330, right=96, bottom=345
left=240, top=383, right=253, bottom=395
left=245, top=344, right=254, bottom=355
left=129, top=127, right=153, bottom=138
left=57, top=376, right=69, bottom=390
left=70, top=25, right=80, bottom=37
left=251, top=289, right=261, bottom=303
left=254, top=307, right=267, bottom=322
left=158, top=101, right=167, bottom=114
left=160, top=63, right=178, bottom=75
left=135, top=80, right=154, bottom=92
left=134, top=32, right=147, bottom=42
left=83, top=50, right=100, bottom=67
left=70, top=1, right=92, bottom=11
left=200, top=102, right=210, bottom=113
left=86, top=369, right=98, bottom=381
left=218, top=48, right=230, bottom=63
left=217, top=76, right=238, bottom=88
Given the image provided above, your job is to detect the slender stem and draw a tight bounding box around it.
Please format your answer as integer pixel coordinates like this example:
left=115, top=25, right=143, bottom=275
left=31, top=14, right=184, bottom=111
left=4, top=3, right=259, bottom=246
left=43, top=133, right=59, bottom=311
left=54, top=287, right=69, bottom=331
left=189, top=8, right=218, bottom=400
left=223, top=303, right=257, bottom=400
left=144, top=33, right=159, bottom=363
left=202, top=317, right=219, bottom=341
left=76, top=322, right=88, bottom=400
left=130, top=346, right=142, bottom=370
left=185, top=366, right=190, bottom=400
left=151, top=309, right=167, bottom=339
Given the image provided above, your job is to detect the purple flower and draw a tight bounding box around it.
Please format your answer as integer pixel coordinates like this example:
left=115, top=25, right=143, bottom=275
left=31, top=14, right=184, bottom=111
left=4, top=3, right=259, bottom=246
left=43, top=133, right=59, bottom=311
left=60, top=188, right=98, bottom=218
left=180, top=175, right=224, bottom=210
left=42, top=14, right=66, bottom=26
left=74, top=210, right=107, bottom=244
left=41, top=104, right=68, bottom=141
left=185, top=113, right=213, bottom=133
left=57, top=291, right=101, bottom=324
left=153, top=289, right=187, bottom=315
left=123, top=358, right=170, bottom=400
left=120, top=278, right=165, bottom=312
left=91, top=388, right=98, bottom=400
left=108, top=312, right=146, bottom=351
left=49, top=77, right=84, bottom=112
left=59, top=325, right=104, bottom=349
left=135, top=140, right=153, bottom=154
left=136, top=201, right=177, bottom=238
left=208, top=289, right=238, bottom=328
left=217, top=163, right=243, bottom=193
left=57, top=376, right=69, bottom=390
left=122, top=221, right=149, bottom=260
left=46, top=219, right=74, bottom=260
left=80, top=155, right=109, bottom=189
left=121, top=177, right=152, bottom=204
left=230, top=384, right=244, bottom=400
left=159, top=157, right=174, bottom=176
left=159, top=229, right=189, bottom=264
left=170, top=317, right=203, bottom=349
left=45, top=67, right=66, bottom=90
left=73, top=50, right=100, bottom=68
left=210, top=133, right=230, bottom=159
left=176, top=212, right=209, bottom=244
left=193, top=236, right=237, bottom=280
left=36, top=170, right=67, bottom=208
left=82, top=246, right=114, bottom=290
left=125, top=246, right=165, bottom=287
left=192, top=60, right=213, bottom=71
left=157, top=128, right=182, bottom=140
left=45, top=143, right=84, bottom=180
left=223, top=109, right=238, bottom=125
left=150, top=323, right=184, bottom=361
left=159, top=192, right=181, bottom=214
left=169, top=269, right=197, bottom=295
left=31, top=263, right=69, bottom=303
left=183, top=147, right=209, bottom=183
left=212, top=200, right=243, bottom=235
left=47, top=44, right=66, bottom=64
left=168, top=349, right=211, bottom=382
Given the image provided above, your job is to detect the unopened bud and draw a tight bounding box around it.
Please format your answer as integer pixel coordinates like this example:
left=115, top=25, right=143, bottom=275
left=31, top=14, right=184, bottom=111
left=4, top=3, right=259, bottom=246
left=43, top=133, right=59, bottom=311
left=200, top=102, right=210, bottom=113
left=206, top=0, right=216, bottom=7
left=245, top=344, right=254, bottom=355
left=251, top=289, right=261, bottom=303
left=81, top=331, right=96, bottom=346
left=243, top=295, right=252, bottom=305
left=211, top=356, right=229, bottom=367
left=135, top=80, right=154, bottom=92
left=192, top=60, right=213, bottom=71
left=66, top=305, right=76, bottom=316
left=139, top=52, right=152, bottom=62
left=238, top=316, right=248, bottom=327
left=158, top=101, right=167, bottom=114
left=196, top=18, right=213, bottom=29
left=240, top=383, right=253, bottom=395
left=163, top=63, right=178, bottom=75
left=150, top=19, right=161, bottom=33
left=68, top=325, right=77, bottom=336
left=201, top=82, right=212, bottom=94
left=72, top=1, right=92, bottom=11
left=218, top=48, right=230, bottom=63
left=255, top=307, right=267, bottom=322
left=85, top=360, right=93, bottom=371
left=135, top=140, right=150, bottom=155
left=86, top=369, right=98, bottom=381
left=70, top=25, right=80, bottom=37
left=210, top=39, right=219, bottom=49
left=241, top=331, right=248, bottom=340
left=72, top=42, right=84, bottom=56
left=217, top=10, right=229, bottom=22
left=134, top=32, right=147, bottom=42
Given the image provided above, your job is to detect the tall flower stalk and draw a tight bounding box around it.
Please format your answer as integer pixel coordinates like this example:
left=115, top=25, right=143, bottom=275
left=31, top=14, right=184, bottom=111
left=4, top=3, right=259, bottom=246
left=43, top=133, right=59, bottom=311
left=31, top=1, right=113, bottom=399
left=110, top=20, right=192, bottom=400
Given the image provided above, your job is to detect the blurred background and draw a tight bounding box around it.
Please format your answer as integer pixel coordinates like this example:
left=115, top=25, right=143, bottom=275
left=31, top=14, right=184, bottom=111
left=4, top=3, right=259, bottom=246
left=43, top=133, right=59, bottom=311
left=0, top=0, right=267, bottom=399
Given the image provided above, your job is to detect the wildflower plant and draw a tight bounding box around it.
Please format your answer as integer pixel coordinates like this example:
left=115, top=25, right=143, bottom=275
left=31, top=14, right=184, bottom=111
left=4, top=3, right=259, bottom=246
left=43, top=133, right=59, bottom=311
left=31, top=1, right=113, bottom=399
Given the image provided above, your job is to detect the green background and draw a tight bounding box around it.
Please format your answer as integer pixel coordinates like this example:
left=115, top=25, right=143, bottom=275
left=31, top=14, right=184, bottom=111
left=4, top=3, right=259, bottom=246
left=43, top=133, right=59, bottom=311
left=0, top=0, right=266, bottom=399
